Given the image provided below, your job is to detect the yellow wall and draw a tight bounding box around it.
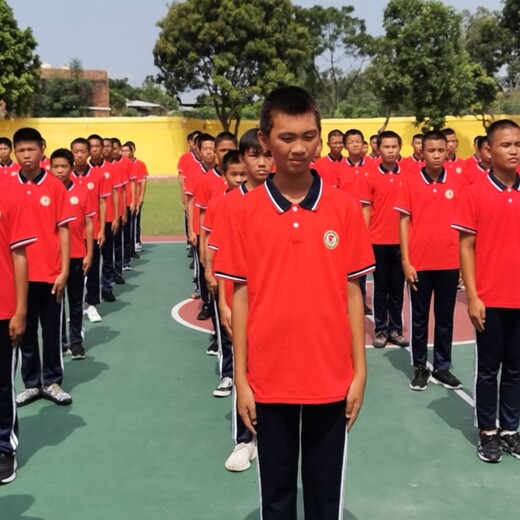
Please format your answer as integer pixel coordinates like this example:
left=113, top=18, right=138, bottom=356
left=2, top=115, right=519, bottom=176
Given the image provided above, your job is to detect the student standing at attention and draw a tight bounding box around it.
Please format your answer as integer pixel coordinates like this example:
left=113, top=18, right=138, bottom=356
left=453, top=119, right=520, bottom=463
left=217, top=86, right=375, bottom=520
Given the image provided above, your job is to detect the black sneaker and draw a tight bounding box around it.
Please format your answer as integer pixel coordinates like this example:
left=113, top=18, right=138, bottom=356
left=430, top=369, right=463, bottom=390
left=189, top=260, right=194, bottom=270
left=0, top=452, right=17, bottom=485
left=206, top=341, right=219, bottom=356
left=373, top=332, right=388, bottom=348
left=70, top=342, right=86, bottom=360
left=102, top=290, right=116, bottom=302
left=410, top=366, right=430, bottom=391
left=197, top=303, right=212, bottom=320
left=388, top=331, right=410, bottom=347
left=478, top=433, right=502, bottom=463
left=114, top=274, right=125, bottom=285
left=131, top=252, right=140, bottom=259
left=187, top=248, right=193, bottom=258
left=500, top=432, right=520, bottom=459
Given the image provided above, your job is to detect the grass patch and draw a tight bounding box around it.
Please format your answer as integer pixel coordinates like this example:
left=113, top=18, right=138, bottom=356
left=141, top=179, right=185, bottom=236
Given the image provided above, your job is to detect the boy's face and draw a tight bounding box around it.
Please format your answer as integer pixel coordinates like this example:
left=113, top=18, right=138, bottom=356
left=89, top=139, right=103, bottom=161
left=102, top=140, right=113, bottom=160
left=121, top=145, right=133, bottom=159
left=445, top=133, right=458, bottom=155
left=215, top=139, right=237, bottom=166
left=370, top=137, right=378, bottom=154
left=362, top=142, right=368, bottom=156
left=224, top=162, right=247, bottom=189
left=14, top=140, right=43, bottom=173
left=422, top=139, right=447, bottom=170
left=379, top=137, right=401, bottom=164
left=198, top=140, right=216, bottom=167
left=51, top=157, right=72, bottom=184
left=412, top=138, right=423, bottom=156
left=479, top=145, right=492, bottom=165
left=71, top=143, right=89, bottom=167
left=327, top=135, right=343, bottom=157
left=259, top=111, right=320, bottom=176
left=345, top=134, right=363, bottom=157
left=489, top=127, right=520, bottom=172
left=0, top=144, right=11, bottom=162
left=242, top=147, right=274, bottom=184
left=112, top=142, right=121, bottom=159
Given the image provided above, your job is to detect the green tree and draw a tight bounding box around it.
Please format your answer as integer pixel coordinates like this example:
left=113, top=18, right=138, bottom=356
left=34, top=59, right=93, bottom=117
left=366, top=0, right=498, bottom=130
left=501, top=0, right=520, bottom=89
left=0, top=1, right=40, bottom=117
left=153, top=0, right=310, bottom=133
left=297, top=6, right=372, bottom=118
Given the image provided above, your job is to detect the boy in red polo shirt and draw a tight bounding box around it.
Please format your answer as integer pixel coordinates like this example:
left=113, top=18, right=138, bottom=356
left=314, top=129, right=344, bottom=187
left=362, top=130, right=409, bottom=348
left=0, top=137, right=19, bottom=177
left=217, top=87, right=375, bottom=519
left=395, top=131, right=465, bottom=391
left=13, top=128, right=75, bottom=407
left=51, top=148, right=95, bottom=360
left=453, top=119, right=520, bottom=463
left=0, top=183, right=35, bottom=484
left=462, top=135, right=492, bottom=185
left=401, top=133, right=425, bottom=174
left=442, top=128, right=465, bottom=175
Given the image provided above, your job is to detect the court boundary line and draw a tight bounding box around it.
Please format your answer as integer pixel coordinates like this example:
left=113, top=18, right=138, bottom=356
left=171, top=299, right=213, bottom=334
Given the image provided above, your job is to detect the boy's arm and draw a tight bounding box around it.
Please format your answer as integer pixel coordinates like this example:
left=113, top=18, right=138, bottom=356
left=53, top=225, right=70, bottom=303
left=361, top=203, right=371, bottom=228
left=121, top=188, right=128, bottom=225
left=187, top=196, right=197, bottom=246
left=140, top=177, right=147, bottom=205
left=130, top=180, right=137, bottom=213
left=111, top=188, right=120, bottom=233
left=232, top=283, right=257, bottom=435
left=399, top=214, right=417, bottom=291
left=345, top=278, right=367, bottom=431
left=218, top=278, right=232, bottom=338
left=203, top=244, right=217, bottom=294
left=98, top=197, right=106, bottom=246
left=10, top=248, right=28, bottom=345
left=459, top=232, right=485, bottom=332
left=83, top=216, right=94, bottom=275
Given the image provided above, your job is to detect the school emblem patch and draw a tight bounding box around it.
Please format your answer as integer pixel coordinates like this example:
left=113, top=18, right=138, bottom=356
left=87, top=182, right=95, bottom=190
left=456, top=167, right=462, bottom=174
left=40, top=196, right=51, bottom=207
left=445, top=189, right=454, bottom=200
left=70, top=196, right=79, bottom=205
left=104, top=171, right=110, bottom=179
left=324, top=230, right=339, bottom=250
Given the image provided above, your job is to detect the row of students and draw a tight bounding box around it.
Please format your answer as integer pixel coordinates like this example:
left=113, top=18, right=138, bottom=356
left=0, top=128, right=148, bottom=486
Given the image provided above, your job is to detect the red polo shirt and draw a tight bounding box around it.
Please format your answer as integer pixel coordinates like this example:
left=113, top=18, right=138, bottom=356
left=89, top=160, right=117, bottom=223
left=400, top=155, right=425, bottom=175
left=363, top=163, right=408, bottom=244
left=314, top=154, right=345, bottom=187
left=452, top=172, right=520, bottom=308
left=184, top=164, right=210, bottom=235
left=195, top=167, right=227, bottom=210
left=0, top=160, right=19, bottom=177
left=462, top=161, right=489, bottom=185
left=338, top=158, right=372, bottom=205
left=444, top=156, right=465, bottom=176
left=0, top=186, right=37, bottom=319
left=66, top=182, right=96, bottom=259
left=215, top=173, right=375, bottom=404
left=394, top=168, right=466, bottom=270
left=15, top=170, right=75, bottom=283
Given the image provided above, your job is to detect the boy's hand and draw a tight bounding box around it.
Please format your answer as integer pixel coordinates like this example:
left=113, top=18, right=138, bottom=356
left=97, top=231, right=105, bottom=247
left=219, top=303, right=233, bottom=339
left=205, top=273, right=217, bottom=294
left=111, top=218, right=120, bottom=234
left=130, top=202, right=136, bottom=214
left=121, top=212, right=128, bottom=225
left=468, top=296, right=486, bottom=332
left=52, top=272, right=68, bottom=303
left=237, top=382, right=257, bottom=435
left=403, top=263, right=418, bottom=292
left=189, top=231, right=197, bottom=247
left=83, top=255, right=93, bottom=276
left=345, top=376, right=366, bottom=431
left=9, top=312, right=25, bottom=346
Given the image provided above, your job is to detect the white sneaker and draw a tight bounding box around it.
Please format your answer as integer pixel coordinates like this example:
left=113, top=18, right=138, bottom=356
left=86, top=305, right=102, bottom=323
left=224, top=442, right=257, bottom=472
left=135, top=243, right=144, bottom=252
left=16, top=387, right=42, bottom=407
left=213, top=377, right=233, bottom=397
left=43, top=383, right=72, bottom=405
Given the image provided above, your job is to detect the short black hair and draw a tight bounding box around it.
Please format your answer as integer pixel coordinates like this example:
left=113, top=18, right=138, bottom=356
left=71, top=137, right=90, bottom=150
left=476, top=135, right=488, bottom=150
left=196, top=133, right=215, bottom=148
left=13, top=127, right=44, bottom=148
left=422, top=131, right=446, bottom=145
left=122, top=141, right=136, bottom=152
left=111, top=137, right=122, bottom=147
left=0, top=137, right=13, bottom=149
left=187, top=130, right=202, bottom=142
left=259, top=86, right=321, bottom=136
left=343, top=129, right=364, bottom=145
left=442, top=128, right=456, bottom=137
left=369, top=134, right=378, bottom=141
left=87, top=134, right=103, bottom=146
left=487, top=119, right=520, bottom=145
left=51, top=148, right=74, bottom=167
left=412, top=133, right=423, bottom=141
left=215, top=131, right=238, bottom=149
left=239, top=128, right=262, bottom=155
left=327, top=129, right=343, bottom=141
left=103, top=138, right=113, bottom=146
left=221, top=150, right=242, bottom=173
left=377, top=130, right=402, bottom=147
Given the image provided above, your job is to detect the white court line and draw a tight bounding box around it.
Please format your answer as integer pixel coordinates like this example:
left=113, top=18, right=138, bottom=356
left=171, top=299, right=213, bottom=335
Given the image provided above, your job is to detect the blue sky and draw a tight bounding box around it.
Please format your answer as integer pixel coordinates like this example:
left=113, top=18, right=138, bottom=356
left=8, top=0, right=503, bottom=86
